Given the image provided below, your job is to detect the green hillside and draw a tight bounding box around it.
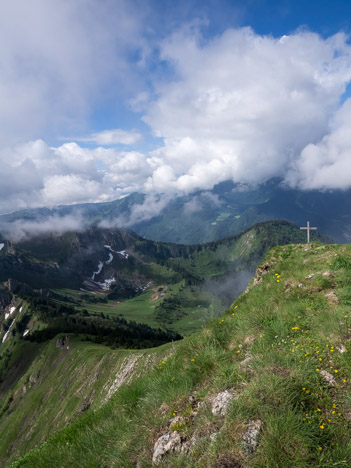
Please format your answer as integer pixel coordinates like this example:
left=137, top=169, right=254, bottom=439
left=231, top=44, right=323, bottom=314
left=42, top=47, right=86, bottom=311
left=0, top=220, right=325, bottom=339
left=3, top=241, right=351, bottom=467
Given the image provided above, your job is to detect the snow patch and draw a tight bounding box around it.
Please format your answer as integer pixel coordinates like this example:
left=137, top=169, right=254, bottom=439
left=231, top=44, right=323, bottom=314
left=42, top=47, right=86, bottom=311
left=96, top=276, right=116, bottom=291
left=5, top=306, right=16, bottom=320
left=0, top=243, right=4, bottom=251
left=91, top=261, right=104, bottom=280
left=104, top=245, right=129, bottom=259
left=117, top=250, right=129, bottom=259
left=2, top=319, right=15, bottom=344
left=19, top=306, right=23, bottom=313
left=23, top=329, right=29, bottom=337
left=105, top=253, right=113, bottom=265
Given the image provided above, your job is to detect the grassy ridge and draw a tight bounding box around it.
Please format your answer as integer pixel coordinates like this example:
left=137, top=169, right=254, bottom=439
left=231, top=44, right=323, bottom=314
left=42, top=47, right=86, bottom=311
left=8, top=242, right=351, bottom=467
left=0, top=336, right=170, bottom=466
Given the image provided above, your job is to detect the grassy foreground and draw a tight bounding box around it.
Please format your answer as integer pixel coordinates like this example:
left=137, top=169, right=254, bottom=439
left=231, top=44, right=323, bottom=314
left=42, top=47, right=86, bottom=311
left=9, top=242, right=351, bottom=467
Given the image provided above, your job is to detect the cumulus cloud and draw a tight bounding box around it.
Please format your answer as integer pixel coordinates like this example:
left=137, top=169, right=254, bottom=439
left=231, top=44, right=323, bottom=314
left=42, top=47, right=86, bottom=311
left=3, top=22, right=351, bottom=220
left=286, top=98, right=351, bottom=190
left=143, top=27, right=351, bottom=193
left=73, top=129, right=143, bottom=146
left=0, top=140, right=151, bottom=214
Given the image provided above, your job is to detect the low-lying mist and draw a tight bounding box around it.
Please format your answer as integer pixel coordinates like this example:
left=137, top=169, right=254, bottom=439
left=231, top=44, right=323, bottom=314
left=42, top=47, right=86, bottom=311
left=205, top=268, right=256, bottom=307
left=0, top=214, right=85, bottom=242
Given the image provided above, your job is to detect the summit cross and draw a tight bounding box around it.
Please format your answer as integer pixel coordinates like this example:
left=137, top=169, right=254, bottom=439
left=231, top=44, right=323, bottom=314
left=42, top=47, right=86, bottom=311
left=300, top=221, right=317, bottom=244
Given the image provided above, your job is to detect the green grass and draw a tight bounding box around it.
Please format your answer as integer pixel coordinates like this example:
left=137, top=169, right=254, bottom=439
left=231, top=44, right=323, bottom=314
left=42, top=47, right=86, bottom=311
left=5, top=242, right=351, bottom=467
left=54, top=283, right=225, bottom=337
left=0, top=335, right=170, bottom=466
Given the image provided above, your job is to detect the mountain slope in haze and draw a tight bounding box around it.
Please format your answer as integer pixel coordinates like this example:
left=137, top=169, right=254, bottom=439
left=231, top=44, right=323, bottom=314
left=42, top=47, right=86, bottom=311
left=0, top=177, right=349, bottom=243
left=132, top=179, right=351, bottom=244
left=7, top=242, right=351, bottom=467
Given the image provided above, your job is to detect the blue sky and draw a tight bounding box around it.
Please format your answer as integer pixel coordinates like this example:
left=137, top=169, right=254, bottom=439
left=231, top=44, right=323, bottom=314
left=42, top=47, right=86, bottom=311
left=1, top=0, right=351, bottom=214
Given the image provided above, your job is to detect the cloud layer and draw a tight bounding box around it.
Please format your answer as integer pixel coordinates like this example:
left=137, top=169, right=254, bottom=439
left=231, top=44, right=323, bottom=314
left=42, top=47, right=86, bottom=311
left=2, top=18, right=351, bottom=217
left=143, top=27, right=351, bottom=193
left=0, top=140, right=152, bottom=213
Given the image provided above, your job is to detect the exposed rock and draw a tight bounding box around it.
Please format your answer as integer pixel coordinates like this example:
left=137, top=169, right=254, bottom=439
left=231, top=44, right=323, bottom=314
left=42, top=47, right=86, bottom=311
left=56, top=336, right=69, bottom=349
left=244, top=335, right=255, bottom=345
left=323, top=271, right=335, bottom=278
left=253, top=277, right=262, bottom=287
left=152, top=431, right=184, bottom=465
left=336, top=344, right=346, bottom=353
left=325, top=291, right=339, bottom=304
left=103, top=354, right=142, bottom=402
left=305, top=274, right=315, bottom=280
left=248, top=261, right=276, bottom=291
left=29, top=374, right=39, bottom=384
left=297, top=283, right=304, bottom=288
left=210, top=432, right=219, bottom=442
left=79, top=398, right=92, bottom=412
left=239, top=354, right=253, bottom=372
left=169, top=416, right=186, bottom=429
left=320, top=370, right=336, bottom=386
left=212, top=390, right=238, bottom=416
left=242, top=419, right=262, bottom=454
left=7, top=278, right=35, bottom=296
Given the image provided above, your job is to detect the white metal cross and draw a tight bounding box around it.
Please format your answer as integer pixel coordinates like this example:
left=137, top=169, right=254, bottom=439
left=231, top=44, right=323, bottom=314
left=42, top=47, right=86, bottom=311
left=300, top=221, right=317, bottom=243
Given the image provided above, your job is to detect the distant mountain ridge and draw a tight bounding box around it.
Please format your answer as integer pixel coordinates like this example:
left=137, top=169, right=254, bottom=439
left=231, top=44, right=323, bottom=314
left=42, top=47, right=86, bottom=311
left=0, top=178, right=349, bottom=243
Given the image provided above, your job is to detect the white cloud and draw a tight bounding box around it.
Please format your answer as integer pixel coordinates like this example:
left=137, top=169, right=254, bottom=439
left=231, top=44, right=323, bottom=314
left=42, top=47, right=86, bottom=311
left=2, top=23, right=351, bottom=218
left=0, top=140, right=151, bottom=213
left=73, top=129, right=143, bottom=146
left=142, top=27, right=351, bottom=193
left=0, top=0, right=148, bottom=145
left=1, top=214, right=84, bottom=242
left=286, top=98, right=351, bottom=190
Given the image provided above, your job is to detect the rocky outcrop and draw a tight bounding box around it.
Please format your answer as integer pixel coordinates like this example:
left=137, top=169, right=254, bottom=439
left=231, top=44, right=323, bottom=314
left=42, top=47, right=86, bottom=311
left=7, top=278, right=35, bottom=296
left=242, top=419, right=262, bottom=453
left=320, top=370, right=336, bottom=387
left=152, top=431, right=186, bottom=465
left=211, top=390, right=239, bottom=416
left=56, top=336, right=69, bottom=349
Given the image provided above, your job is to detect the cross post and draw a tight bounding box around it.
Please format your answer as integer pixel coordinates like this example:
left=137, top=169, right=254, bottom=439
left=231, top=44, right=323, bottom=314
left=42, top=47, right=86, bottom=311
left=300, top=221, right=317, bottom=243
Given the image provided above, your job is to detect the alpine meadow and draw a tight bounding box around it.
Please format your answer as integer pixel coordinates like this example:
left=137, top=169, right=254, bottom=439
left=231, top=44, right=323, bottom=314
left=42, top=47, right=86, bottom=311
left=2, top=1, right=351, bottom=467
